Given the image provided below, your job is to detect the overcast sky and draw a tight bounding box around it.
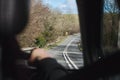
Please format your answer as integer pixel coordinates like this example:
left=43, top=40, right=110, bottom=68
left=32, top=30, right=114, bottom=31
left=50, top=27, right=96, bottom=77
left=41, top=0, right=78, bottom=14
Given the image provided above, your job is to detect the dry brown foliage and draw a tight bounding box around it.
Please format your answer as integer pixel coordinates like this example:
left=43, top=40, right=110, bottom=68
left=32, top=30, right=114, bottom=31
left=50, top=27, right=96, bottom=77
left=17, top=0, right=80, bottom=47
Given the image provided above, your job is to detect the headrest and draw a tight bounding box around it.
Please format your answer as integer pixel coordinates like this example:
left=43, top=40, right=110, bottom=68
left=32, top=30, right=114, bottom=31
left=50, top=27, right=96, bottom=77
left=0, top=0, right=30, bottom=36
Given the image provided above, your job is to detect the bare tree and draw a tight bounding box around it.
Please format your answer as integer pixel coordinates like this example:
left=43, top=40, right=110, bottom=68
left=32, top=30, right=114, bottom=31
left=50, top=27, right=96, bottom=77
left=17, top=0, right=52, bottom=47
left=17, top=0, right=80, bottom=47
left=103, top=0, right=119, bottom=48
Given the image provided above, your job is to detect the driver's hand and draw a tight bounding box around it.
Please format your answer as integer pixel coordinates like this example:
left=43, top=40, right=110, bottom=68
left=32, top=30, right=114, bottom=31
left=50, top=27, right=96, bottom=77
left=29, top=48, right=52, bottom=63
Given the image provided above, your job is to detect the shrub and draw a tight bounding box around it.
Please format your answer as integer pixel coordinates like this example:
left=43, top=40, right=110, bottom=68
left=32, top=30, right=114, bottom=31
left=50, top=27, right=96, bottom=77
left=35, top=35, right=46, bottom=48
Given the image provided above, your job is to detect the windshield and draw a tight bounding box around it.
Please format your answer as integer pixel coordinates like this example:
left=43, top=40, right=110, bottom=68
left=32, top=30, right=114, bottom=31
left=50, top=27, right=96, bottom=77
left=17, top=0, right=83, bottom=70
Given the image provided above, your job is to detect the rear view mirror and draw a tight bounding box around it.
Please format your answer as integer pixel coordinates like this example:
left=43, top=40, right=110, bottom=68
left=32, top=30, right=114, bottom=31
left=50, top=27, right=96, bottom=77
left=0, top=0, right=30, bottom=36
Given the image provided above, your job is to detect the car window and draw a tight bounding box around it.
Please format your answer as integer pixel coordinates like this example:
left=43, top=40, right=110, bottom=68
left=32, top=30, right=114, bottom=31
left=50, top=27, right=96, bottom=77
left=17, top=0, right=83, bottom=70
left=103, top=0, right=120, bottom=56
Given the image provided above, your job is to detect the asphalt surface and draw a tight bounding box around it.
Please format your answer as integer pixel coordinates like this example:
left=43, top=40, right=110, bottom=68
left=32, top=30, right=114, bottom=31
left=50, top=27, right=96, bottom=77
left=48, top=33, right=84, bottom=70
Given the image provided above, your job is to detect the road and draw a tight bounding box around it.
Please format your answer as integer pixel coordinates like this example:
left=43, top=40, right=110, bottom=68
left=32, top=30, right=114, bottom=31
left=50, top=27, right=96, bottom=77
left=48, top=33, right=83, bottom=70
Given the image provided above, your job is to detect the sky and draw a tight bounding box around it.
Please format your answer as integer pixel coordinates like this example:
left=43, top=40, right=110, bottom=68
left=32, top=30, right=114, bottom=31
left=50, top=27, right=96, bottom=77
left=41, top=0, right=78, bottom=14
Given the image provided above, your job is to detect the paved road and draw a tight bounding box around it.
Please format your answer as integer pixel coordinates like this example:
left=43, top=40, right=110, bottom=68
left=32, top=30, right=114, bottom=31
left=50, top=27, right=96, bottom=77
left=48, top=33, right=83, bottom=70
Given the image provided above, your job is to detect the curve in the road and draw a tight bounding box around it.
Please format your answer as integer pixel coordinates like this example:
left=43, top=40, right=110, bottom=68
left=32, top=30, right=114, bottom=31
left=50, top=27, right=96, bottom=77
left=63, top=38, right=79, bottom=70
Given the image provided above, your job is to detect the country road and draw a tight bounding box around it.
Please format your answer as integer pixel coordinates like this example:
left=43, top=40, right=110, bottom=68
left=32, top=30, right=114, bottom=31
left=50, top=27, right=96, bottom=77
left=48, top=33, right=84, bottom=69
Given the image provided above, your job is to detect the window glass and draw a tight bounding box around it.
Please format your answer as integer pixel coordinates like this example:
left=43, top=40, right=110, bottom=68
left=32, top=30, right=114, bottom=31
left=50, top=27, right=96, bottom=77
left=17, top=0, right=83, bottom=69
left=103, top=0, right=120, bottom=56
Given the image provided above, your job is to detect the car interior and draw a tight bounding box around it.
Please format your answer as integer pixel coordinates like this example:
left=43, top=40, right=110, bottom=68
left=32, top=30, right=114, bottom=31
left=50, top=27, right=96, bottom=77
left=0, top=0, right=120, bottom=80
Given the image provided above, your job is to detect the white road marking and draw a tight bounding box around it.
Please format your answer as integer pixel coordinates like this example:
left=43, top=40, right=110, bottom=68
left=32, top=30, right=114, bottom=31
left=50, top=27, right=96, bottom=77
left=63, top=52, right=73, bottom=69
left=63, top=38, right=79, bottom=69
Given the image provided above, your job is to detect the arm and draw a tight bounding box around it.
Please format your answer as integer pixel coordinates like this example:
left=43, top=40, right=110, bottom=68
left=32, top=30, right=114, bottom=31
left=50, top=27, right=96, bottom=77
left=29, top=48, right=68, bottom=80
